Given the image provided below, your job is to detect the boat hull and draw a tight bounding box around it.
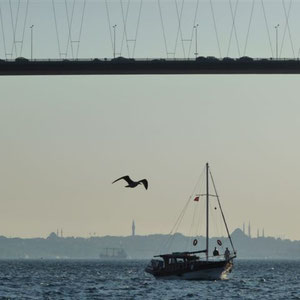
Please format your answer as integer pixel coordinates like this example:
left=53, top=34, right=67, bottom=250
left=146, top=260, right=233, bottom=281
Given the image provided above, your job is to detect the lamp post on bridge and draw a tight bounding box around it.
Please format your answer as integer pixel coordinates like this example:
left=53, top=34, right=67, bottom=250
left=30, top=25, right=34, bottom=60
left=194, top=24, right=199, bottom=60
left=275, top=24, right=280, bottom=60
left=113, top=24, right=117, bottom=59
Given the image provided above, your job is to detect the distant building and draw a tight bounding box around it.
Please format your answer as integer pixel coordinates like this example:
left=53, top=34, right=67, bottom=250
left=263, top=228, right=265, bottom=238
left=257, top=229, right=260, bottom=238
left=132, top=220, right=135, bottom=236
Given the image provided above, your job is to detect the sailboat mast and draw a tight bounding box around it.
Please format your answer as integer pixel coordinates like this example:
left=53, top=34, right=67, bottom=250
left=206, top=162, right=209, bottom=260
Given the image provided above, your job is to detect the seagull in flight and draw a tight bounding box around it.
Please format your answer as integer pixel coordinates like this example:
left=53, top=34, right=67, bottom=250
left=112, top=175, right=148, bottom=190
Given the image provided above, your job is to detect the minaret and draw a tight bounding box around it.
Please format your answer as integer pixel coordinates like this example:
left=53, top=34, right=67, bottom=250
left=61, top=229, right=63, bottom=238
left=248, top=221, right=251, bottom=238
left=132, top=220, right=135, bottom=236
left=56, top=229, right=59, bottom=236
left=243, top=223, right=245, bottom=234
left=257, top=228, right=260, bottom=238
left=262, top=228, right=265, bottom=238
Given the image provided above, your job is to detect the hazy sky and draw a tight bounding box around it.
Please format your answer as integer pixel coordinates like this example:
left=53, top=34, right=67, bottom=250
left=1, top=75, right=300, bottom=240
left=1, top=1, right=300, bottom=240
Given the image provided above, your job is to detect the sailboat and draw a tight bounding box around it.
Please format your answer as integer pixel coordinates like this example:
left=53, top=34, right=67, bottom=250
left=145, top=163, right=236, bottom=280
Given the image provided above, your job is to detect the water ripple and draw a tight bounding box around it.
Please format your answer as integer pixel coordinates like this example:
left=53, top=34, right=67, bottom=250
left=0, top=259, right=299, bottom=299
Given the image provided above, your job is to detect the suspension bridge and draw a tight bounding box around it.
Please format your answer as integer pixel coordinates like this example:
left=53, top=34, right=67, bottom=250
left=1, top=0, right=300, bottom=75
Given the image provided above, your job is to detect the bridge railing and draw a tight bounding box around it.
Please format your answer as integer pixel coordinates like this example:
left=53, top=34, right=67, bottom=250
left=1, top=57, right=300, bottom=63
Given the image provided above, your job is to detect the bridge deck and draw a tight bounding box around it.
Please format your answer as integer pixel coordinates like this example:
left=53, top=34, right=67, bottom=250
left=1, top=59, right=300, bottom=75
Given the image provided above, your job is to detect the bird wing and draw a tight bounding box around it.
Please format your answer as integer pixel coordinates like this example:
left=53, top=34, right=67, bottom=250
left=139, top=179, right=148, bottom=190
left=112, top=175, right=134, bottom=185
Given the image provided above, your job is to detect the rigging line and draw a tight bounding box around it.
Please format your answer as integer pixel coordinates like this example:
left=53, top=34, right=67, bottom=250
left=120, top=0, right=130, bottom=57
left=196, top=196, right=205, bottom=239
left=167, top=166, right=205, bottom=250
left=52, top=0, right=61, bottom=58
left=132, top=0, right=143, bottom=58
left=9, top=0, right=20, bottom=57
left=188, top=0, right=199, bottom=58
left=260, top=0, right=274, bottom=58
left=185, top=200, right=199, bottom=250
left=280, top=0, right=295, bottom=58
left=162, top=166, right=206, bottom=253
left=65, top=0, right=75, bottom=59
left=162, top=197, right=191, bottom=252
left=209, top=0, right=222, bottom=58
left=75, top=0, right=86, bottom=59
left=209, top=169, right=236, bottom=254
left=20, top=0, right=29, bottom=57
left=174, top=0, right=186, bottom=59
left=0, top=5, right=7, bottom=58
left=157, top=0, right=168, bottom=57
left=105, top=0, right=114, bottom=53
left=243, top=0, right=255, bottom=56
left=227, top=0, right=241, bottom=57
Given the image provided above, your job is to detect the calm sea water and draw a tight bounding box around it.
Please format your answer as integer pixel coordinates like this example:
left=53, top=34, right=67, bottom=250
left=0, top=259, right=299, bottom=299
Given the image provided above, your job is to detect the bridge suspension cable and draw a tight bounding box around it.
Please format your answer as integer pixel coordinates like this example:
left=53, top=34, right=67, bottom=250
left=5, top=0, right=30, bottom=58
left=174, top=0, right=186, bottom=58
left=120, top=0, right=131, bottom=57
left=243, top=0, right=255, bottom=56
left=157, top=0, right=169, bottom=58
left=187, top=0, right=200, bottom=58
left=0, top=4, right=8, bottom=58
left=210, top=0, right=222, bottom=58
left=227, top=0, right=241, bottom=57
left=280, top=0, right=295, bottom=59
left=52, top=0, right=86, bottom=59
left=261, top=0, right=274, bottom=58
left=19, top=0, right=29, bottom=57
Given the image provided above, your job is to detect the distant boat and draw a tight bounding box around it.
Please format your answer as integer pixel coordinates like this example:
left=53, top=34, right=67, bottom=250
left=145, top=163, right=236, bottom=280
left=99, top=247, right=127, bottom=260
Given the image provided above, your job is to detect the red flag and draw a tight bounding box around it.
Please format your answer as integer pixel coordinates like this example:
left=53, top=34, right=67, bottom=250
left=194, top=196, right=199, bottom=202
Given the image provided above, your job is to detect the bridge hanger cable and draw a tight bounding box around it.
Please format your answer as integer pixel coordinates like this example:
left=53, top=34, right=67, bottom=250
left=227, top=0, right=241, bottom=57
left=157, top=0, right=168, bottom=57
left=0, top=5, right=8, bottom=58
left=280, top=0, right=295, bottom=59
left=19, top=0, right=29, bottom=57
left=243, top=0, right=255, bottom=56
left=105, top=0, right=114, bottom=54
left=157, top=0, right=169, bottom=57
left=65, top=0, right=75, bottom=59
left=210, top=0, right=222, bottom=58
left=120, top=0, right=131, bottom=57
left=260, top=0, right=274, bottom=58
left=75, top=0, right=86, bottom=59
left=9, top=0, right=21, bottom=57
left=187, top=0, right=200, bottom=58
left=132, top=0, right=143, bottom=58
left=174, top=0, right=186, bottom=59
left=52, top=0, right=62, bottom=58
